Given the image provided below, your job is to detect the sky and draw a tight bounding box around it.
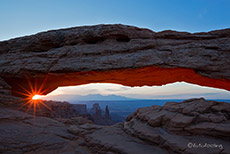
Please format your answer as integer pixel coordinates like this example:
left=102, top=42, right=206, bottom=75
left=39, top=82, right=230, bottom=100
left=1, top=0, right=230, bottom=41
left=1, top=0, right=230, bottom=99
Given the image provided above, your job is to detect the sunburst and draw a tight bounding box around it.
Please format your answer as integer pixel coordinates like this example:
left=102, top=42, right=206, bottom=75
left=14, top=73, right=54, bottom=117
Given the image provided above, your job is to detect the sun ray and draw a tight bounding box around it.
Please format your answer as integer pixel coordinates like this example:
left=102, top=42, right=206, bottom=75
left=39, top=101, right=53, bottom=111
left=33, top=100, right=37, bottom=117
left=37, top=75, right=49, bottom=94
left=20, top=100, right=32, bottom=108
left=25, top=101, right=34, bottom=113
left=16, top=73, right=55, bottom=117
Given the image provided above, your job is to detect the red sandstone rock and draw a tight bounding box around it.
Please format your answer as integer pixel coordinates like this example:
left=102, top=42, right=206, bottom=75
left=0, top=24, right=229, bottom=98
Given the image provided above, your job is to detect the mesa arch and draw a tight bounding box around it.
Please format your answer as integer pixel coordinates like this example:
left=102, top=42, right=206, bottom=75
left=0, top=24, right=230, bottom=98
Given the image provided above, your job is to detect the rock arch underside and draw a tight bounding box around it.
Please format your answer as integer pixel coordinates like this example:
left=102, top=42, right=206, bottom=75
left=0, top=24, right=230, bottom=98
left=0, top=24, right=230, bottom=154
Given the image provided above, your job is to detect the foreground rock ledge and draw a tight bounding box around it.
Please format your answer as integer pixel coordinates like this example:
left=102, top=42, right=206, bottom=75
left=0, top=24, right=230, bottom=97
left=0, top=98, right=229, bottom=154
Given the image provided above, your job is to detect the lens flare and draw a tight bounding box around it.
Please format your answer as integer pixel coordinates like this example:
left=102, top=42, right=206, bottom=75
left=13, top=72, right=54, bottom=117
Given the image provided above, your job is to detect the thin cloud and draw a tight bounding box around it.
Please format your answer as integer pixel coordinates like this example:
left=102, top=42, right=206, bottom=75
left=43, top=82, right=230, bottom=100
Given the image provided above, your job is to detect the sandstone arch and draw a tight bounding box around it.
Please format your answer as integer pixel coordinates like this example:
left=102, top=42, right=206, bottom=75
left=0, top=24, right=230, bottom=98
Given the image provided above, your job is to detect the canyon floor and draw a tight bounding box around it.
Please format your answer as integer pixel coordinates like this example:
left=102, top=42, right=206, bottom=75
left=0, top=98, right=229, bottom=154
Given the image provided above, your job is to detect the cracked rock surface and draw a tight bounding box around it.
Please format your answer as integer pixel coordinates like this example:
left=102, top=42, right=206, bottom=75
left=0, top=24, right=230, bottom=97
left=0, top=98, right=229, bottom=154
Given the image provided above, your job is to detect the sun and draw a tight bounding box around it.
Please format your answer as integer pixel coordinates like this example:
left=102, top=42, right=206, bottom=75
left=15, top=73, right=53, bottom=117
left=32, top=95, right=42, bottom=100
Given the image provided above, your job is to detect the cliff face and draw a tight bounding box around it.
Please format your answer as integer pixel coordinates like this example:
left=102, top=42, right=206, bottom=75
left=17, top=100, right=90, bottom=119
left=72, top=104, right=87, bottom=115
left=0, top=24, right=229, bottom=99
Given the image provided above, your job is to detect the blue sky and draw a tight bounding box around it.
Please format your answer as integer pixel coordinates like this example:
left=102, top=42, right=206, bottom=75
left=1, top=0, right=230, bottom=99
left=1, top=0, right=230, bottom=41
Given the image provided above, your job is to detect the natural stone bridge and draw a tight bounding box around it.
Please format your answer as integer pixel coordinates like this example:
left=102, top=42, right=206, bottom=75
left=0, top=24, right=230, bottom=98
left=0, top=24, right=230, bottom=154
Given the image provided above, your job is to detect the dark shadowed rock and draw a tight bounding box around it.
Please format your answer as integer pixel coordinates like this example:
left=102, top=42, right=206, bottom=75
left=104, top=105, right=111, bottom=120
left=123, top=98, right=230, bottom=154
left=18, top=100, right=89, bottom=119
left=90, top=103, right=114, bottom=126
left=72, top=104, right=88, bottom=115
left=0, top=98, right=229, bottom=153
left=90, top=103, right=102, bottom=117
left=66, top=98, right=230, bottom=154
left=0, top=107, right=91, bottom=154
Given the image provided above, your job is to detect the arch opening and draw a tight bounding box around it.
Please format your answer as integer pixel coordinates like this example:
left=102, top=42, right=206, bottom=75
left=31, top=82, right=230, bottom=123
left=3, top=65, right=230, bottom=121
left=39, top=82, right=230, bottom=101
left=4, top=66, right=230, bottom=99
